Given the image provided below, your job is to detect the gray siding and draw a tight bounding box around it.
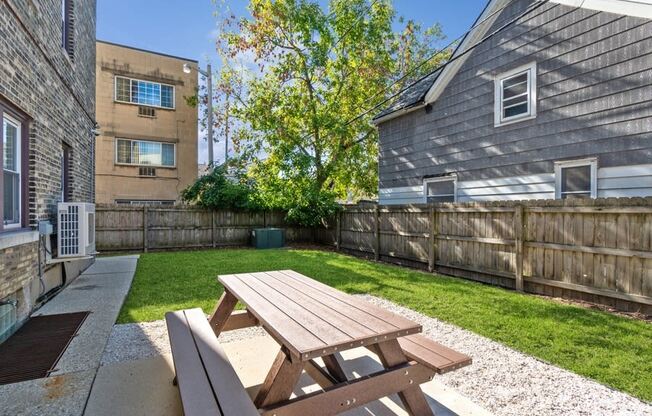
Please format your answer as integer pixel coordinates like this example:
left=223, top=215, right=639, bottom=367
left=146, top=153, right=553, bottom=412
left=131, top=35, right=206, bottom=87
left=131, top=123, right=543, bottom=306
left=378, top=0, right=652, bottom=194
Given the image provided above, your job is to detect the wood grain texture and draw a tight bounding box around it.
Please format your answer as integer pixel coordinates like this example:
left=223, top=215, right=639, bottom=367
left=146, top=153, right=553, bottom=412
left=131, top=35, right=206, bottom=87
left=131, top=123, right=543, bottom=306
left=220, top=271, right=422, bottom=360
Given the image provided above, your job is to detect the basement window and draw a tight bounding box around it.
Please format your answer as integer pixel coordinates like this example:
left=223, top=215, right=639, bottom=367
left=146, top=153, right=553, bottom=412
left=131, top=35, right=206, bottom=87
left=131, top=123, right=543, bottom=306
left=494, top=62, right=536, bottom=126
left=555, top=158, right=597, bottom=199
left=424, top=176, right=457, bottom=203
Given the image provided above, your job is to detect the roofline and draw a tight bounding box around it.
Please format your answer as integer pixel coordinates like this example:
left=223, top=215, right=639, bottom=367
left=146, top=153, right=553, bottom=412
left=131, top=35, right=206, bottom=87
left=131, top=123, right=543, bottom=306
left=372, top=102, right=426, bottom=125
left=423, top=0, right=652, bottom=106
left=96, top=40, right=199, bottom=63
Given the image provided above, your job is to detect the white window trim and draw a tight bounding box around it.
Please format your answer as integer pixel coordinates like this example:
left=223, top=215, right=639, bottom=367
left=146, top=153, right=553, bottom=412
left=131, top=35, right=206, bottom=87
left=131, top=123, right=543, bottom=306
left=113, top=76, right=176, bottom=110
left=494, top=62, right=537, bottom=127
left=554, top=157, right=597, bottom=199
left=3, top=113, right=22, bottom=229
left=114, top=138, right=177, bottom=168
left=423, top=175, right=458, bottom=203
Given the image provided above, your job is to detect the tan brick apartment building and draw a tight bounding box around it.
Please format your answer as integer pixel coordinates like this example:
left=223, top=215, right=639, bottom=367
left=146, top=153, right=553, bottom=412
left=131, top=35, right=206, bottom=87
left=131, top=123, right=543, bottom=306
left=95, top=41, right=198, bottom=205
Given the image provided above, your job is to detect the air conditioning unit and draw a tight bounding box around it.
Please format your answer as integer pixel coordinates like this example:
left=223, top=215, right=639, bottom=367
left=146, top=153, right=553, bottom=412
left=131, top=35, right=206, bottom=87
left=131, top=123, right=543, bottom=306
left=57, top=203, right=96, bottom=258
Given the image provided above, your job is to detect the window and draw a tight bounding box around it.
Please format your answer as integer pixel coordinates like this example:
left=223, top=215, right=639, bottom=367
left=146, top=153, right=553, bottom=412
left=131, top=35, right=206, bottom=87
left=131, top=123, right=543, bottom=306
left=61, top=0, right=74, bottom=60
left=424, top=176, right=457, bottom=203
left=114, top=76, right=175, bottom=109
left=61, top=144, right=71, bottom=202
left=494, top=62, right=536, bottom=126
left=2, top=115, right=21, bottom=228
left=555, top=158, right=597, bottom=199
left=116, top=138, right=175, bottom=167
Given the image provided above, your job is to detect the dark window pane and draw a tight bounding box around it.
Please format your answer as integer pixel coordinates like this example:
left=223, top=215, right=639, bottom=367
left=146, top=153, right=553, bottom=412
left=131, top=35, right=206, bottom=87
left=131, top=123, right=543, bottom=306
left=503, top=73, right=527, bottom=89
left=3, top=171, right=20, bottom=224
left=427, top=180, right=454, bottom=196
left=504, top=103, right=528, bottom=118
left=162, top=144, right=175, bottom=166
left=161, top=85, right=174, bottom=108
left=562, top=192, right=591, bottom=200
left=427, top=195, right=455, bottom=203
left=503, top=80, right=527, bottom=99
left=561, top=165, right=591, bottom=193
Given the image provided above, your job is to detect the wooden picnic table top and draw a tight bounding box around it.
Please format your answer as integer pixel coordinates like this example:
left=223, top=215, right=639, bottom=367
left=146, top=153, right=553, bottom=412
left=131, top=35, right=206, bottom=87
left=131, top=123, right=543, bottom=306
left=218, top=270, right=422, bottom=361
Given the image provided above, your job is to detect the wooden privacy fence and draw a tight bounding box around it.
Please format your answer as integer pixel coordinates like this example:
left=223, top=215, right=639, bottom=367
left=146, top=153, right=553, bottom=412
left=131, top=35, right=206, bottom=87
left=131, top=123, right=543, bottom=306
left=317, top=199, right=652, bottom=314
left=95, top=204, right=313, bottom=252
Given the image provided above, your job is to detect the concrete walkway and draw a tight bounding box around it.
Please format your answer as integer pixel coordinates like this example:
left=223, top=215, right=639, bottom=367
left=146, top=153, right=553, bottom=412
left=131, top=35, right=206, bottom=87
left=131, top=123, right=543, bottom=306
left=0, top=256, right=138, bottom=416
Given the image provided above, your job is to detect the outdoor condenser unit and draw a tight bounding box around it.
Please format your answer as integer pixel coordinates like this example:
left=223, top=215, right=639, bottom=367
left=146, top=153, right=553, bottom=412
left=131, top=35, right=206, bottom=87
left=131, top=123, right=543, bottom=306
left=57, top=202, right=96, bottom=258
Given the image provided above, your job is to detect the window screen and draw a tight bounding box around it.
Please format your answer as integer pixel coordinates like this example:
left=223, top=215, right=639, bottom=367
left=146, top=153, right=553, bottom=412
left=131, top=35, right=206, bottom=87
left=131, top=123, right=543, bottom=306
left=560, top=165, right=591, bottom=199
left=3, top=118, right=20, bottom=226
left=426, top=179, right=455, bottom=203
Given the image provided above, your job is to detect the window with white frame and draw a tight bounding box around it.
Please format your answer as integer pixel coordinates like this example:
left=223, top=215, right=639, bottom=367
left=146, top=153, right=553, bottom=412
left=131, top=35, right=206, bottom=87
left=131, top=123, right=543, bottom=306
left=424, top=176, right=457, bottom=203
left=116, top=138, right=175, bottom=167
left=115, top=76, right=175, bottom=109
left=555, top=158, right=597, bottom=199
left=3, top=114, right=21, bottom=228
left=494, top=62, right=537, bottom=126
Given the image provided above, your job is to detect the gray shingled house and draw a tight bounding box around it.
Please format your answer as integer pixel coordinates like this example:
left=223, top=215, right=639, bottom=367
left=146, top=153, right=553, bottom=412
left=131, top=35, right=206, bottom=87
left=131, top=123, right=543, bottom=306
left=374, top=0, right=652, bottom=205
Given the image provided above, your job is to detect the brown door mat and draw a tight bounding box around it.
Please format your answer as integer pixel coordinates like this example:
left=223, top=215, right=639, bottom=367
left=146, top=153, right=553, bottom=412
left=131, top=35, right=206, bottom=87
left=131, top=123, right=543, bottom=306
left=0, top=311, right=90, bottom=385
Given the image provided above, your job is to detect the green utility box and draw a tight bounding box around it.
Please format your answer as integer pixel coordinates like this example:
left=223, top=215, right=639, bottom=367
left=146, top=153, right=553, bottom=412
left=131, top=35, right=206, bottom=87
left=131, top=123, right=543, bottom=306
left=252, top=228, right=285, bottom=249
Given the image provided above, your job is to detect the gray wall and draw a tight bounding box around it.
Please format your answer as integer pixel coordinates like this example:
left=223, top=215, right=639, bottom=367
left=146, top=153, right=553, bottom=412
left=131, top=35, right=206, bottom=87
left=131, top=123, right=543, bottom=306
left=378, top=0, right=652, bottom=201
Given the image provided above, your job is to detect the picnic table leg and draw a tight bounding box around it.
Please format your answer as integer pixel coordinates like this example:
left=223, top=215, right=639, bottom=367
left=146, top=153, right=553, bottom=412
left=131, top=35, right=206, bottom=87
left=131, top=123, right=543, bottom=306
left=322, top=353, right=348, bottom=382
left=254, top=349, right=304, bottom=408
left=375, top=340, right=434, bottom=416
left=208, top=290, right=238, bottom=336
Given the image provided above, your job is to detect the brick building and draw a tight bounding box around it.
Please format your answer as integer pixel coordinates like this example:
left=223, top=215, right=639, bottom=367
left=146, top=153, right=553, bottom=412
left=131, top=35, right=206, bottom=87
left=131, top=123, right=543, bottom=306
left=0, top=0, right=97, bottom=340
left=95, top=41, right=198, bottom=205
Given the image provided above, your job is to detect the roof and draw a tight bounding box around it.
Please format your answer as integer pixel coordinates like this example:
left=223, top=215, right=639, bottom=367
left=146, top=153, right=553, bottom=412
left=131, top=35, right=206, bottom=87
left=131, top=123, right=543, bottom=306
left=373, top=69, right=442, bottom=121
left=96, top=40, right=198, bottom=63
left=374, top=0, right=652, bottom=124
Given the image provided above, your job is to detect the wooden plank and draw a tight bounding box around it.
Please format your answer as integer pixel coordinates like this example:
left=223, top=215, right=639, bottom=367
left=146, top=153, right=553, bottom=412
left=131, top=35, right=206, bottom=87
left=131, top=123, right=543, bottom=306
left=374, top=206, right=380, bottom=261
left=254, top=350, right=304, bottom=408
left=375, top=340, right=434, bottom=416
left=428, top=207, right=436, bottom=272
left=322, top=353, right=348, bottom=383
left=278, top=270, right=421, bottom=333
left=261, top=362, right=434, bottom=416
left=514, top=205, right=524, bottom=291
left=143, top=206, right=148, bottom=253
left=221, top=310, right=258, bottom=332
left=261, top=271, right=376, bottom=339
left=524, top=276, right=652, bottom=306
left=183, top=309, right=258, bottom=416
left=304, top=360, right=337, bottom=388
left=524, top=241, right=652, bottom=260
left=435, top=262, right=515, bottom=279
left=436, top=235, right=516, bottom=246
left=208, top=291, right=239, bottom=337
left=244, top=273, right=353, bottom=344
left=336, top=211, right=341, bottom=251
left=435, top=207, right=516, bottom=213
left=526, top=207, right=652, bottom=214
left=398, top=335, right=472, bottom=374
left=164, top=310, right=223, bottom=416
left=219, top=274, right=326, bottom=358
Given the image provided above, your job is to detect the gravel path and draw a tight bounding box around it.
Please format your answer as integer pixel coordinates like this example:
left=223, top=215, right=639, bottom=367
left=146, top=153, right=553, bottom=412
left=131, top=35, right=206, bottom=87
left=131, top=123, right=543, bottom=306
left=102, top=296, right=652, bottom=416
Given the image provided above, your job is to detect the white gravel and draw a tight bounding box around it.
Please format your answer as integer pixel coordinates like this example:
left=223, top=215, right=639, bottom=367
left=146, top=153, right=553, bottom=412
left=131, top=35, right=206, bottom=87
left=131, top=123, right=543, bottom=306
left=358, top=295, right=652, bottom=416
left=102, top=296, right=652, bottom=416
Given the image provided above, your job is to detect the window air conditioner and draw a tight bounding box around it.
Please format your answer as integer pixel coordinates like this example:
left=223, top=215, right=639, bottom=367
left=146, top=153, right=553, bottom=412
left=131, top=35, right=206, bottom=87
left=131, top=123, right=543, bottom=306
left=57, top=203, right=96, bottom=258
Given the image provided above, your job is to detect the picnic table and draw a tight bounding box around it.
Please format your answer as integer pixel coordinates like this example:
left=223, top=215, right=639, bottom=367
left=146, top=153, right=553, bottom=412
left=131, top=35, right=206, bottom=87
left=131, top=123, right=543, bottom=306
left=166, top=270, right=471, bottom=416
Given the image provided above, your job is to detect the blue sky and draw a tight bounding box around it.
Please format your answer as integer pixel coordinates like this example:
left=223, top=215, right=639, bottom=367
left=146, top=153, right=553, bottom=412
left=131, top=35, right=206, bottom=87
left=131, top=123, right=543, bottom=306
left=97, top=0, right=488, bottom=163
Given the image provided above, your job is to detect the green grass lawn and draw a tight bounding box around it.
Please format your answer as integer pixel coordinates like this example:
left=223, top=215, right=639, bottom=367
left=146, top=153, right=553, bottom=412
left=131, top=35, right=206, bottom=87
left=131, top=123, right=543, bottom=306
left=117, top=248, right=652, bottom=402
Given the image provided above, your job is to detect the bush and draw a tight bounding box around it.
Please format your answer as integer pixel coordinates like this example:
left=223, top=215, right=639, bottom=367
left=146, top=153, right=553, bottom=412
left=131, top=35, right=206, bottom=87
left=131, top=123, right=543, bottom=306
left=180, top=166, right=259, bottom=210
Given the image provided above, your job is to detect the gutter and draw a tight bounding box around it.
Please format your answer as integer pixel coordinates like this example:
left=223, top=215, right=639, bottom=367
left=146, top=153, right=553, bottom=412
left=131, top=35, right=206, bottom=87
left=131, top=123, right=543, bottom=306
left=371, top=102, right=427, bottom=125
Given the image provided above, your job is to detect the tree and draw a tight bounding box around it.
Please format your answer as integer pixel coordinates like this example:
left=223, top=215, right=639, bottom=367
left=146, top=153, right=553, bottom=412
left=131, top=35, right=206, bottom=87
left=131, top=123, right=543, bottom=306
left=214, top=0, right=450, bottom=203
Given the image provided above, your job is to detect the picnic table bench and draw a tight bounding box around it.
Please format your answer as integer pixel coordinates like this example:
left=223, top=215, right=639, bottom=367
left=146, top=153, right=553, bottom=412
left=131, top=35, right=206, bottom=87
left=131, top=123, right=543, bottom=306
left=166, top=270, right=471, bottom=416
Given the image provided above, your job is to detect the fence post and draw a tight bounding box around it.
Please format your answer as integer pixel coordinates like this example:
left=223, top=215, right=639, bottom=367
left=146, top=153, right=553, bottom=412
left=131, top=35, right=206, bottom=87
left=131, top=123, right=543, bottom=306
left=514, top=204, right=524, bottom=292
left=143, top=206, right=148, bottom=253
left=428, top=206, right=437, bottom=272
left=374, top=205, right=380, bottom=261
left=211, top=210, right=216, bottom=248
left=263, top=210, right=267, bottom=228
left=336, top=210, right=341, bottom=250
